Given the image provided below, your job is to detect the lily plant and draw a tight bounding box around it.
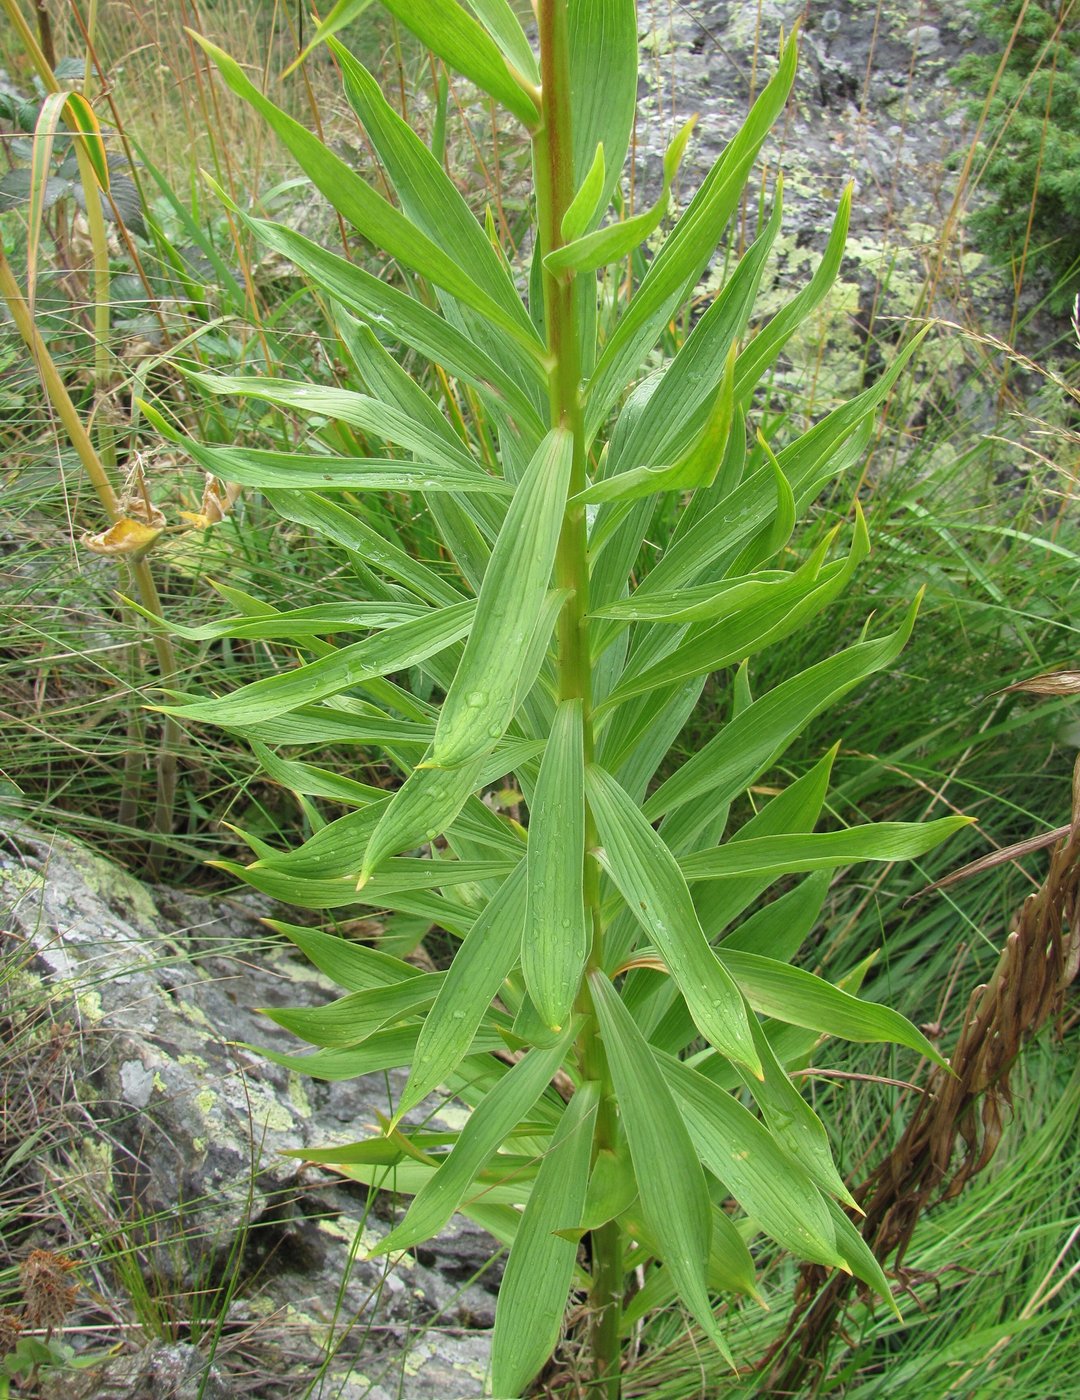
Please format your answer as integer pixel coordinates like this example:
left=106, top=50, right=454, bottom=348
left=147, top=3, right=967, bottom=1395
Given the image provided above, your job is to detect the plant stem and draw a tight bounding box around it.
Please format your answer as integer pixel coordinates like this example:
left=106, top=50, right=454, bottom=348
left=0, top=243, right=179, bottom=864
left=535, top=2, right=622, bottom=1393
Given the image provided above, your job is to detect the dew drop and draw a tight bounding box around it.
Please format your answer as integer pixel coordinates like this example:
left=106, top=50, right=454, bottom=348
left=451, top=1010, right=466, bottom=1021
left=466, top=690, right=487, bottom=708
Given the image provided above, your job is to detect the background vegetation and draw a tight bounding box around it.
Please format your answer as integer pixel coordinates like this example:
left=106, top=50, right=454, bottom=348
left=1, top=0, right=1078, bottom=1395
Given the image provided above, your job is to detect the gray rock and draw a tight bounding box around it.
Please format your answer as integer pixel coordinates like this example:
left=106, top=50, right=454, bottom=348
left=907, top=25, right=943, bottom=57
left=39, top=1342, right=231, bottom=1400
left=0, top=823, right=498, bottom=1396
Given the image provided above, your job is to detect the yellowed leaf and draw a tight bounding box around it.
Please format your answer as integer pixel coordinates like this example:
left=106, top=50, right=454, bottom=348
left=82, top=518, right=164, bottom=558
left=179, top=474, right=241, bottom=529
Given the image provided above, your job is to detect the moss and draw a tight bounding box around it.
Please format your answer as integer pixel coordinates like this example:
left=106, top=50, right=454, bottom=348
left=286, top=1073, right=312, bottom=1118
left=194, top=1088, right=217, bottom=1116
left=77, top=990, right=104, bottom=1024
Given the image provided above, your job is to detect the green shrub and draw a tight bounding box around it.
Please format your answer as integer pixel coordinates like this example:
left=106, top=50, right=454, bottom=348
left=952, top=0, right=1080, bottom=310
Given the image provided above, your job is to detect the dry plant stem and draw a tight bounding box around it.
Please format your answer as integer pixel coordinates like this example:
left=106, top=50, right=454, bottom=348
left=535, top=1, right=621, bottom=1391
left=0, top=244, right=179, bottom=854
left=2, top=0, right=117, bottom=468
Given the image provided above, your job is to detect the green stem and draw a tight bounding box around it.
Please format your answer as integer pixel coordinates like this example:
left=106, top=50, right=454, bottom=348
left=534, top=2, right=622, bottom=1393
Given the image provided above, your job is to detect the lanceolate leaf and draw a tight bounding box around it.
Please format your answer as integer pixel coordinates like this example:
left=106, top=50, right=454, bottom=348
left=158, top=602, right=475, bottom=726
left=522, top=700, right=589, bottom=1032
left=648, top=598, right=923, bottom=848
left=194, top=34, right=544, bottom=359
left=375, top=0, right=540, bottom=127
left=333, top=39, right=533, bottom=332
left=186, top=374, right=483, bottom=476
left=263, top=974, right=441, bottom=1048
left=679, top=817, right=972, bottom=884
left=267, top=919, right=420, bottom=991
left=266, top=492, right=464, bottom=608
left=568, top=0, right=637, bottom=223
left=231, top=210, right=548, bottom=427
left=586, top=764, right=761, bottom=1078
left=562, top=141, right=606, bottom=242
left=175, top=442, right=511, bottom=496
left=491, top=1083, right=598, bottom=1398
left=359, top=757, right=486, bottom=885
left=585, top=31, right=799, bottom=437
left=589, top=973, right=734, bottom=1365
left=372, top=1024, right=576, bottom=1254
left=658, top=1052, right=843, bottom=1267
left=545, top=116, right=696, bottom=275
left=433, top=429, right=574, bottom=767
left=396, top=862, right=528, bottom=1122
left=718, top=949, right=950, bottom=1068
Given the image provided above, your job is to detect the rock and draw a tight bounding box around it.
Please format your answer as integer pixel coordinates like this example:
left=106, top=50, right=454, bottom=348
left=0, top=823, right=498, bottom=1395
left=39, top=1342, right=231, bottom=1400
left=906, top=25, right=943, bottom=58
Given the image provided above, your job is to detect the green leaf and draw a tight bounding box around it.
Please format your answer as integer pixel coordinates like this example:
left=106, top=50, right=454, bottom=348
left=372, top=1024, right=576, bottom=1254
left=568, top=0, right=637, bottom=227
left=825, top=1198, right=899, bottom=1312
left=256, top=1026, right=506, bottom=1081
left=545, top=116, right=696, bottom=275
left=608, top=193, right=781, bottom=472
left=252, top=743, right=384, bottom=808
left=647, top=597, right=922, bottom=845
left=561, top=142, right=606, bottom=242
left=396, top=862, right=528, bottom=1121
left=375, top=0, right=540, bottom=126
left=579, top=1145, right=638, bottom=1233
left=576, top=344, right=737, bottom=506
left=597, top=531, right=847, bottom=712
left=140, top=600, right=429, bottom=643
left=718, top=949, right=951, bottom=1068
left=464, top=0, right=540, bottom=84
left=718, top=869, right=831, bottom=959
left=266, top=492, right=464, bottom=608
left=267, top=919, right=420, bottom=991
left=186, top=373, right=483, bottom=475
left=231, top=210, right=547, bottom=429
left=359, top=757, right=486, bottom=884
left=158, top=601, right=474, bottom=726
left=332, top=39, right=532, bottom=333
left=679, top=817, right=973, bottom=884
left=241, top=708, right=434, bottom=750
left=586, top=764, right=761, bottom=1077
left=522, top=700, right=589, bottom=1032
left=283, top=0, right=376, bottom=74
left=733, top=183, right=852, bottom=397
left=491, top=1084, right=598, bottom=1398
left=263, top=974, right=442, bottom=1048
left=174, top=443, right=510, bottom=496
left=658, top=1052, right=844, bottom=1267
left=193, top=35, right=544, bottom=359
left=433, top=429, right=574, bottom=767
left=735, top=1012, right=855, bottom=1207
left=589, top=972, right=734, bottom=1365
left=585, top=31, right=798, bottom=436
